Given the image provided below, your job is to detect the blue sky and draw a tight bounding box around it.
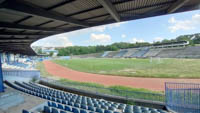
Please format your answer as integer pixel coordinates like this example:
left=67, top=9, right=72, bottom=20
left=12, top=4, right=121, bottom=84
left=32, top=9, right=200, bottom=47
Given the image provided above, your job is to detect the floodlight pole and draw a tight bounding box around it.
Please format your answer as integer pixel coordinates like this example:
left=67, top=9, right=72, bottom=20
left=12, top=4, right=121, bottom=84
left=0, top=53, right=4, bottom=92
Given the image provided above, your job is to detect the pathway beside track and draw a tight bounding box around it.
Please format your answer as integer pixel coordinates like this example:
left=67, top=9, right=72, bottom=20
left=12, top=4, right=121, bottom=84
left=43, top=60, right=200, bottom=91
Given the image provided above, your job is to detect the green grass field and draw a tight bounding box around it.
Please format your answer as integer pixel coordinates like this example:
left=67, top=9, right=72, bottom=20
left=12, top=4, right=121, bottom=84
left=53, top=58, right=200, bottom=78
left=36, top=61, right=164, bottom=102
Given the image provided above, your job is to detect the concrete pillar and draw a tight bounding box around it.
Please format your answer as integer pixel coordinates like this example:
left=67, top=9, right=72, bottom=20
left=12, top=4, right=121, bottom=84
left=0, top=53, right=4, bottom=92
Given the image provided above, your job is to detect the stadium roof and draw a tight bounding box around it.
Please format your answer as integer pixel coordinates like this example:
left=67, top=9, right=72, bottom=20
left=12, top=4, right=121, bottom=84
left=0, top=0, right=200, bottom=55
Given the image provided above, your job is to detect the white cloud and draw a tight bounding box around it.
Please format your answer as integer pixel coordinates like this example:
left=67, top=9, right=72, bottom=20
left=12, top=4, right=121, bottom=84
left=153, top=37, right=163, bottom=42
left=31, top=21, right=128, bottom=47
left=130, top=38, right=144, bottom=43
left=32, top=34, right=73, bottom=47
left=168, top=14, right=200, bottom=33
left=89, top=21, right=128, bottom=32
left=90, top=33, right=111, bottom=43
left=168, top=17, right=176, bottom=23
left=121, top=34, right=126, bottom=38
left=90, top=26, right=106, bottom=32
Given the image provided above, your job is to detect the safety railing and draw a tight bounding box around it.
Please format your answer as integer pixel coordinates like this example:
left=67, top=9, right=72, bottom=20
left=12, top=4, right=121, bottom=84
left=165, top=82, right=200, bottom=113
left=51, top=80, right=165, bottom=102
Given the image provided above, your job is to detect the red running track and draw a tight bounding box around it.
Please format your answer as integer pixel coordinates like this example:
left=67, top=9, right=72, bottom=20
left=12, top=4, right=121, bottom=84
left=43, top=60, right=200, bottom=91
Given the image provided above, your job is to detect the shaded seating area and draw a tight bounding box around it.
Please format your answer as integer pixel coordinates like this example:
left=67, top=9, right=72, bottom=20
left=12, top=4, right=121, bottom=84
left=5, top=81, right=168, bottom=113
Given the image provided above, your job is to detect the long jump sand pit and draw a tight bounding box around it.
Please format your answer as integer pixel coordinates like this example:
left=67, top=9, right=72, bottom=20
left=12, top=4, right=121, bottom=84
left=43, top=60, right=200, bottom=91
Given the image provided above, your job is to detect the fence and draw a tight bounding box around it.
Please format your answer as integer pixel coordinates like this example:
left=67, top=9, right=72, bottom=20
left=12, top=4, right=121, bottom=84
left=165, top=82, right=200, bottom=113
left=51, top=80, right=165, bottom=102
left=3, top=69, right=40, bottom=82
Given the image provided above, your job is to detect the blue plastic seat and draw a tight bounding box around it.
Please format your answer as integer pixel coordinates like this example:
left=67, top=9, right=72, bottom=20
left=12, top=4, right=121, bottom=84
left=81, top=104, right=87, bottom=109
left=104, top=110, right=113, bottom=113
left=47, top=101, right=52, bottom=106
left=52, top=107, right=59, bottom=113
left=44, top=106, right=51, bottom=113
left=143, top=111, right=151, bottom=113
left=114, top=112, right=120, bottom=113
left=22, top=110, right=30, bottom=113
left=58, top=104, right=64, bottom=110
left=108, top=107, right=115, bottom=111
left=72, top=107, right=80, bottom=113
left=74, top=103, right=80, bottom=108
left=52, top=102, right=57, bottom=107
left=80, top=109, right=88, bottom=113
left=62, top=100, right=67, bottom=104
left=52, top=98, right=56, bottom=101
left=60, top=110, right=67, bottom=113
left=65, top=105, right=72, bottom=111
left=96, top=108, right=104, bottom=113
left=56, top=99, right=62, bottom=103
left=68, top=102, right=74, bottom=106
left=101, top=105, right=108, bottom=109
left=88, top=106, right=95, bottom=111
left=124, top=109, right=133, bottom=113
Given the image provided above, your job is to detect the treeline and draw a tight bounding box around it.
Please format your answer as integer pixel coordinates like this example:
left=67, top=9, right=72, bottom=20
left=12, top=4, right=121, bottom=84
left=155, top=33, right=200, bottom=45
left=57, top=33, right=200, bottom=56
left=57, top=42, right=150, bottom=56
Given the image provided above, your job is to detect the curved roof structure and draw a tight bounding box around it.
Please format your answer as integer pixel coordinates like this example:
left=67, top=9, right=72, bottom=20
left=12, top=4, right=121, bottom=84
left=0, top=0, right=200, bottom=55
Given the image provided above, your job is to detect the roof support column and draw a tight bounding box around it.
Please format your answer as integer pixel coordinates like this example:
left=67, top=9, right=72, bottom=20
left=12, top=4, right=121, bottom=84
left=0, top=52, right=4, bottom=92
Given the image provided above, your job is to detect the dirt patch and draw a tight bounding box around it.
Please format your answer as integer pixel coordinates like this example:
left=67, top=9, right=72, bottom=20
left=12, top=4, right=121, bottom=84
left=43, top=60, right=200, bottom=91
left=118, top=69, right=136, bottom=74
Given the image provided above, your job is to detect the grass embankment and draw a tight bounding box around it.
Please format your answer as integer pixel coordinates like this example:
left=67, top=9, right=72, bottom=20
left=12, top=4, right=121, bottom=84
left=36, top=61, right=164, bottom=102
left=58, top=79, right=164, bottom=102
left=36, top=62, right=52, bottom=77
left=53, top=58, right=200, bottom=78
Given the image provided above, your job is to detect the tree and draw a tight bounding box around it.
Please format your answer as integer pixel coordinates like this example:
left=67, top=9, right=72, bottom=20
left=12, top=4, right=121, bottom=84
left=49, top=52, right=54, bottom=56
left=37, top=48, right=43, bottom=54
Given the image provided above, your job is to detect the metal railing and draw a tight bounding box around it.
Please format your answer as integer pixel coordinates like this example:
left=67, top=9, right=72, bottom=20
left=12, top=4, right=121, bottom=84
left=50, top=80, right=165, bottom=102
left=165, top=82, right=200, bottom=113
left=3, top=70, right=40, bottom=78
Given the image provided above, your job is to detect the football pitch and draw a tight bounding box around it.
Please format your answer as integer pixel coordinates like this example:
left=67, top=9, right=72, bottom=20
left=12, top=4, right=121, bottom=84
left=53, top=58, right=200, bottom=78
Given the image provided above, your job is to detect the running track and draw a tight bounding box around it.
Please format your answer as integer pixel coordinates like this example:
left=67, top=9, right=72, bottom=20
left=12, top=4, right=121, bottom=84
left=43, top=61, right=200, bottom=91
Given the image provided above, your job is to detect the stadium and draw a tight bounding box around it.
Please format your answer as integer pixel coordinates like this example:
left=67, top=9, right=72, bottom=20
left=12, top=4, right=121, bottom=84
left=0, top=0, right=200, bottom=113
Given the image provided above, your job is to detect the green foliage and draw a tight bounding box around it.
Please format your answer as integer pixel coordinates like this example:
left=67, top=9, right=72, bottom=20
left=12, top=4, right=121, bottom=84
left=49, top=52, right=54, bottom=56
left=37, top=48, right=43, bottom=54
left=59, top=79, right=104, bottom=88
left=57, top=42, right=152, bottom=56
left=57, top=78, right=164, bottom=102
left=31, top=76, right=38, bottom=82
left=53, top=58, right=200, bottom=78
left=57, top=33, right=200, bottom=56
left=154, top=33, right=200, bottom=45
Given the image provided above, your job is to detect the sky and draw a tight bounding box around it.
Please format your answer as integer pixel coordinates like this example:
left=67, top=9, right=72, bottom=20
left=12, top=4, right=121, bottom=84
left=32, top=9, right=200, bottom=47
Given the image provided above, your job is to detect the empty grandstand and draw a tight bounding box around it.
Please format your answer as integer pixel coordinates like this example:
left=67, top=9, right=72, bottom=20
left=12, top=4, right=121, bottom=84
left=151, top=41, right=189, bottom=49
left=143, top=49, right=162, bottom=58
left=113, top=50, right=128, bottom=58
left=5, top=81, right=169, bottom=113
left=156, top=48, right=185, bottom=58
left=130, top=48, right=149, bottom=58
left=71, top=53, right=103, bottom=59
left=176, top=46, right=200, bottom=58
left=103, top=51, right=119, bottom=58
left=72, top=46, right=200, bottom=59
left=0, top=0, right=200, bottom=113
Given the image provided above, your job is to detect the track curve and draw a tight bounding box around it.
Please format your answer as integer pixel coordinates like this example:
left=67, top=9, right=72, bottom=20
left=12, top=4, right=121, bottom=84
left=43, top=60, right=200, bottom=91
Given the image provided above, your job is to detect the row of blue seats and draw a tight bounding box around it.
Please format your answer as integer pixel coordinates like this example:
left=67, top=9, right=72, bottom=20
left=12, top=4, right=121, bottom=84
left=48, top=101, right=119, bottom=113
left=19, top=82, right=168, bottom=113
left=25, top=82, right=168, bottom=113
left=18, top=82, right=122, bottom=110
left=5, top=81, right=168, bottom=113
left=8, top=81, right=121, bottom=113
left=17, top=82, right=120, bottom=112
